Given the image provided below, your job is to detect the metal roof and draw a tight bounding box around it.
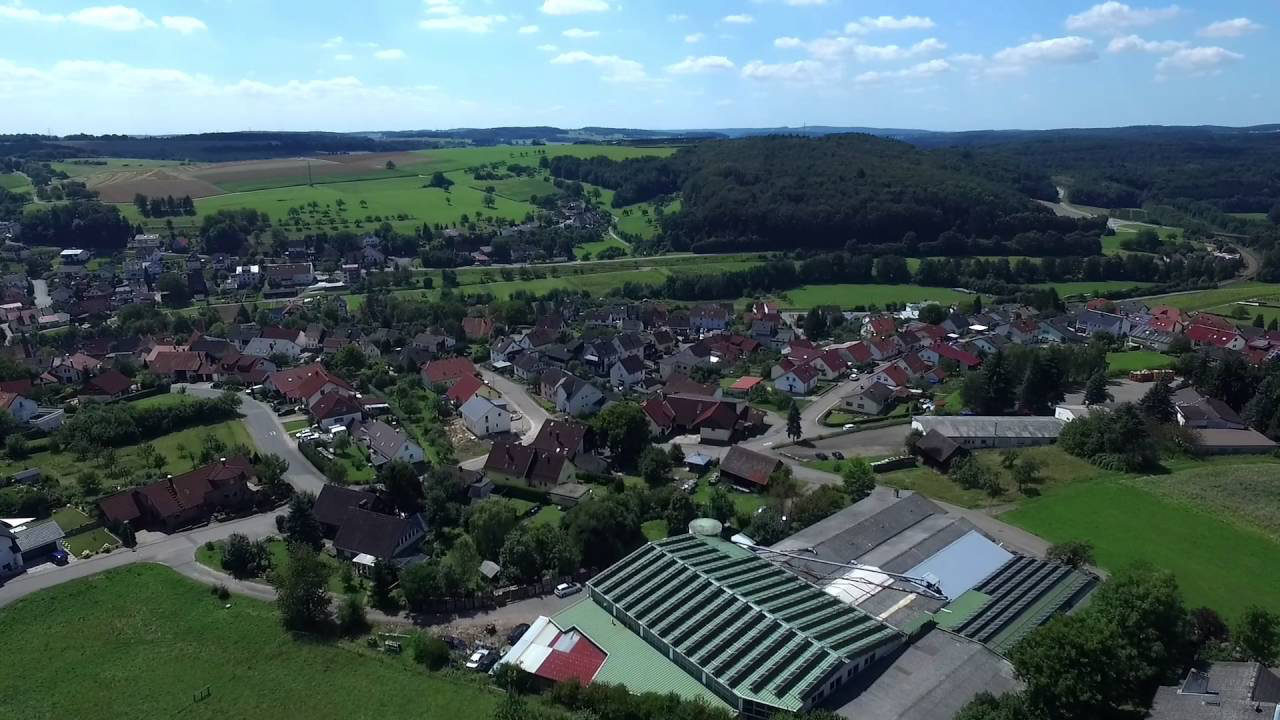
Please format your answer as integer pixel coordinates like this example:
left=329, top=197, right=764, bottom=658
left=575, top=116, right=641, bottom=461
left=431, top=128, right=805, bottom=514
left=911, top=416, right=1066, bottom=439
left=586, top=533, right=903, bottom=713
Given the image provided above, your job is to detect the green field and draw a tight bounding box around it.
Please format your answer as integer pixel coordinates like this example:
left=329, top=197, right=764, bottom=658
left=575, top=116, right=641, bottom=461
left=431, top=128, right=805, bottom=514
left=0, top=172, right=32, bottom=192
left=615, top=198, right=682, bottom=240
left=1004, top=478, right=1280, bottom=619
left=529, top=505, right=565, bottom=527
left=129, top=393, right=200, bottom=410
left=1229, top=212, right=1268, bottom=221
left=0, top=565, right=501, bottom=720
left=469, top=175, right=559, bottom=203
left=577, top=234, right=630, bottom=258
left=50, top=157, right=186, bottom=178
left=1138, top=282, right=1280, bottom=312
left=774, top=284, right=980, bottom=310
left=0, top=419, right=255, bottom=492
left=1106, top=350, right=1175, bottom=374
left=1038, top=280, right=1154, bottom=298
left=196, top=537, right=354, bottom=595
left=641, top=519, right=669, bottom=541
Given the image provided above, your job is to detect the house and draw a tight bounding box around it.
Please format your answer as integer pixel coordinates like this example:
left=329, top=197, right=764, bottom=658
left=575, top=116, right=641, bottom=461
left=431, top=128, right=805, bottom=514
left=911, top=416, right=1066, bottom=449
left=609, top=355, right=646, bottom=390
left=262, top=262, right=315, bottom=290
left=726, top=376, right=762, bottom=397
left=0, top=390, right=37, bottom=425
left=658, top=345, right=713, bottom=380
left=58, top=248, right=91, bottom=264
left=266, top=364, right=355, bottom=407
left=3, top=519, right=64, bottom=570
left=689, top=305, right=731, bottom=334
left=354, top=420, right=425, bottom=467
left=1128, top=325, right=1176, bottom=352
left=1075, top=309, right=1131, bottom=338
left=1037, top=317, right=1080, bottom=344
left=869, top=363, right=910, bottom=389
left=333, top=508, right=428, bottom=572
left=663, top=373, right=720, bottom=399
left=310, top=392, right=364, bottom=430
left=147, top=350, right=209, bottom=383
left=1149, top=663, right=1279, bottom=720
left=50, top=352, right=101, bottom=384
left=484, top=441, right=576, bottom=488
left=512, top=352, right=545, bottom=383
left=1175, top=392, right=1246, bottom=430
left=862, top=313, right=898, bottom=339
left=774, top=364, right=820, bottom=396
left=98, top=457, right=255, bottom=532
left=1186, top=324, right=1246, bottom=351
left=541, top=369, right=604, bottom=417
left=718, top=446, right=782, bottom=492
left=921, top=343, right=982, bottom=370
left=809, top=350, right=848, bottom=380
left=244, top=327, right=306, bottom=360
left=460, top=395, right=511, bottom=438
left=463, top=316, right=495, bottom=342
left=80, top=368, right=132, bottom=402
left=313, top=485, right=389, bottom=538
left=412, top=331, right=457, bottom=354
left=914, top=429, right=966, bottom=470
left=531, top=420, right=588, bottom=457
left=421, top=357, right=479, bottom=389
left=444, top=374, right=501, bottom=408
left=841, top=381, right=896, bottom=416
left=0, top=523, right=22, bottom=576
left=642, top=393, right=759, bottom=444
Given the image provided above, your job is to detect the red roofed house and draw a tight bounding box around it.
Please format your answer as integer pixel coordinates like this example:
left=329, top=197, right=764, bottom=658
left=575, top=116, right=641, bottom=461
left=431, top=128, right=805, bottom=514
left=462, top=316, right=495, bottom=341
left=310, top=392, right=364, bottom=430
left=444, top=373, right=501, bottom=408
left=644, top=392, right=760, bottom=444
left=98, top=456, right=255, bottom=532
left=726, top=376, right=762, bottom=397
left=266, top=363, right=355, bottom=407
left=147, top=350, right=211, bottom=383
left=922, top=343, right=982, bottom=369
left=719, top=446, right=782, bottom=492
left=1189, top=313, right=1236, bottom=331
left=421, top=357, right=479, bottom=389
left=774, top=363, right=821, bottom=396
left=870, top=362, right=911, bottom=389
left=834, top=341, right=874, bottom=366
left=810, top=349, right=849, bottom=380
left=50, top=352, right=101, bottom=384
left=1186, top=324, right=1246, bottom=351
left=862, top=313, right=898, bottom=339
left=80, top=369, right=133, bottom=402
left=0, top=391, right=37, bottom=424
left=496, top=616, right=607, bottom=688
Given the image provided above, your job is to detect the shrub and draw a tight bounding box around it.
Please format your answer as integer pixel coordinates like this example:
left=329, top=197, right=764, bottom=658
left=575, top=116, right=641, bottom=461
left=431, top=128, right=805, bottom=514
left=409, top=632, right=451, bottom=670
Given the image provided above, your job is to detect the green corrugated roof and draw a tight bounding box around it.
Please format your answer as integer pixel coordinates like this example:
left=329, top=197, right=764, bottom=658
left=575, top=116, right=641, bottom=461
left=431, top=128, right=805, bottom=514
left=587, top=533, right=904, bottom=713
left=554, top=598, right=732, bottom=711
left=934, top=590, right=991, bottom=630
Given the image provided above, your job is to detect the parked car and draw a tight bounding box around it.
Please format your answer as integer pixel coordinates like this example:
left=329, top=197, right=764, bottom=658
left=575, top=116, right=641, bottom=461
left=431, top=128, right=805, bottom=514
left=442, top=635, right=467, bottom=652
left=464, top=648, right=491, bottom=670
left=831, top=451, right=845, bottom=460
left=506, top=623, right=530, bottom=645
left=554, top=582, right=583, bottom=599
left=815, top=452, right=829, bottom=460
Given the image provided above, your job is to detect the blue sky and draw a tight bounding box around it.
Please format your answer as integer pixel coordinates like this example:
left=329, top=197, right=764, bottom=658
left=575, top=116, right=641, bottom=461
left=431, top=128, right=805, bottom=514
left=0, top=0, right=1275, bottom=134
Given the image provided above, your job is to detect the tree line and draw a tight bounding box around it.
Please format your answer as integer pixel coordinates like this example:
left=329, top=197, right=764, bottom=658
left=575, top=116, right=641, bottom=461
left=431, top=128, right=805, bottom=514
left=133, top=193, right=196, bottom=219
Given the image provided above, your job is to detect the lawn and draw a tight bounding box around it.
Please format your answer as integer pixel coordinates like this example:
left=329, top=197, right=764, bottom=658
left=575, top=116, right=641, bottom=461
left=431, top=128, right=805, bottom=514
left=196, top=537, right=357, bottom=596
left=468, top=175, right=559, bottom=203
left=0, top=172, right=32, bottom=191
left=51, top=506, right=93, bottom=532
left=1003, top=479, right=1280, bottom=619
left=1036, top=280, right=1155, bottom=298
left=0, top=565, right=501, bottom=720
left=283, top=418, right=311, bottom=434
left=641, top=519, right=669, bottom=541
left=614, top=198, right=682, bottom=240
left=0, top=419, right=256, bottom=495
left=692, top=478, right=767, bottom=517
left=65, top=527, right=120, bottom=556
left=528, top=505, right=565, bottom=528
left=1140, top=282, right=1280, bottom=312
left=1125, top=459, right=1280, bottom=541
left=774, top=284, right=981, bottom=311
left=330, top=444, right=377, bottom=485
left=49, top=157, right=185, bottom=178
left=577, top=234, right=630, bottom=258
left=1106, top=350, right=1175, bottom=375
left=128, top=392, right=199, bottom=410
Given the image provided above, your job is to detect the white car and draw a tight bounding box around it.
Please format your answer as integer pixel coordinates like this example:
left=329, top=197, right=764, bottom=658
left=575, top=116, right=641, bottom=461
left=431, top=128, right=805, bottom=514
left=464, top=649, right=490, bottom=670
left=554, top=582, right=583, bottom=598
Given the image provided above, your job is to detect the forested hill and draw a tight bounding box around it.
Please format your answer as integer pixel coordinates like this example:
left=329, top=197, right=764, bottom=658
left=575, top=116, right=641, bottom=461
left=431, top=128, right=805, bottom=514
left=550, top=133, right=1089, bottom=254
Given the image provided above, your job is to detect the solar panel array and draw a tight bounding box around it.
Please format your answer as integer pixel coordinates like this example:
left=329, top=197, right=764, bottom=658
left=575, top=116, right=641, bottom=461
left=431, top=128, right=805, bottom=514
left=952, top=554, right=1098, bottom=652
left=587, top=534, right=903, bottom=713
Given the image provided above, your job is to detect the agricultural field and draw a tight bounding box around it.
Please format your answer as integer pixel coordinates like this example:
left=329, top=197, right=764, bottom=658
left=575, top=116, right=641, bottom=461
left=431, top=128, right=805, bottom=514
left=0, top=172, right=32, bottom=192
left=1037, top=280, right=1155, bottom=298
left=0, top=565, right=502, bottom=720
left=772, top=284, right=981, bottom=310
left=577, top=234, right=630, bottom=257
left=1140, top=282, right=1280, bottom=313
left=467, top=175, right=559, bottom=203
left=1105, top=350, right=1175, bottom=374
left=614, top=198, right=682, bottom=240
left=50, top=157, right=187, bottom=179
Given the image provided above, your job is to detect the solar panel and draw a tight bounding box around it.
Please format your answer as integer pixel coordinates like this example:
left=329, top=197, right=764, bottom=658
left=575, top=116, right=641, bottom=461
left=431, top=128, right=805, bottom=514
left=713, top=621, right=779, bottom=679
left=612, top=556, right=680, bottom=604
left=773, top=650, right=834, bottom=698
left=631, top=568, right=696, bottom=623
left=690, top=603, right=753, bottom=658
left=625, top=565, right=690, bottom=612
left=794, top=607, right=851, bottom=633
left=717, top=565, right=776, bottom=586
left=695, top=607, right=756, bottom=665
left=670, top=595, right=736, bottom=647
left=814, top=615, right=873, bottom=643
left=768, top=594, right=824, bottom=618
left=778, top=597, right=843, bottom=623
left=752, top=639, right=815, bottom=693
left=656, top=585, right=720, bottom=636
left=727, top=629, right=794, bottom=688
left=829, top=623, right=886, bottom=657
left=591, top=545, right=656, bottom=591
left=737, top=575, right=799, bottom=602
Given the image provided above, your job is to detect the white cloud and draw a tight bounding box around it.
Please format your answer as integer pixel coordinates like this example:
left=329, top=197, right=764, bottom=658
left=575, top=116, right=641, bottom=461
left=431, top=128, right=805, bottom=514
left=420, top=8, right=507, bottom=33
left=741, top=59, right=827, bottom=84
left=160, top=16, right=206, bottom=34
left=846, top=15, right=935, bottom=34
left=333, top=53, right=354, bottom=62
left=540, top=0, right=609, bottom=16
left=722, top=14, right=754, bottom=25
left=666, top=55, right=735, bottom=74
left=537, top=43, right=558, bottom=52
left=1199, top=18, right=1262, bottom=39
left=550, top=50, right=648, bottom=82
left=993, top=36, right=1097, bottom=66
left=798, top=36, right=946, bottom=62
left=322, top=36, right=345, bottom=48
left=562, top=28, right=598, bottom=38
left=684, top=32, right=704, bottom=44
left=666, top=14, right=687, bottom=22
left=0, top=4, right=61, bottom=22
left=785, top=0, right=829, bottom=5
left=518, top=24, right=540, bottom=34
left=855, top=58, right=951, bottom=84
left=1106, top=34, right=1186, bottom=53
left=949, top=53, right=984, bottom=64
left=1065, top=2, right=1181, bottom=34
left=374, top=49, right=406, bottom=60
left=1156, top=45, right=1243, bottom=75
left=68, top=6, right=156, bottom=31
left=773, top=36, right=802, bottom=49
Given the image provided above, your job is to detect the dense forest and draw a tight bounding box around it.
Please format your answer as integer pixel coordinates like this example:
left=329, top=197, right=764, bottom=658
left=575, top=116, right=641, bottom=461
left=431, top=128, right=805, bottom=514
left=550, top=134, right=1092, bottom=254
left=19, top=201, right=133, bottom=249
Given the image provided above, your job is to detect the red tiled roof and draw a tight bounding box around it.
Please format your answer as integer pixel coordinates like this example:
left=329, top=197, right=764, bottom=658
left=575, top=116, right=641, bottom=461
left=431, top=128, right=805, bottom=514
left=931, top=343, right=981, bottom=368
left=421, top=357, right=478, bottom=385
left=445, top=374, right=485, bottom=407
left=533, top=630, right=607, bottom=685
left=462, top=316, right=494, bottom=340
left=259, top=326, right=301, bottom=342
left=867, top=314, right=897, bottom=337
left=729, top=376, right=762, bottom=391
left=148, top=350, right=203, bottom=376
left=269, top=363, right=354, bottom=402
left=1186, top=324, right=1240, bottom=348
left=311, top=392, right=363, bottom=421
left=786, top=364, right=821, bottom=384
left=83, top=369, right=131, bottom=396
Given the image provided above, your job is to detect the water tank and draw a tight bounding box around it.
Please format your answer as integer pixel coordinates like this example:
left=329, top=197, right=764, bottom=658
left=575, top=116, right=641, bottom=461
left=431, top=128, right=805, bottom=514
left=688, top=518, right=723, bottom=537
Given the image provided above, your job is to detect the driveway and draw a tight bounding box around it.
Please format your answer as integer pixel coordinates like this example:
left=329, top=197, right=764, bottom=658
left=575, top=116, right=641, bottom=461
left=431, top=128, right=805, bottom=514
left=482, top=369, right=549, bottom=444
left=179, top=384, right=327, bottom=495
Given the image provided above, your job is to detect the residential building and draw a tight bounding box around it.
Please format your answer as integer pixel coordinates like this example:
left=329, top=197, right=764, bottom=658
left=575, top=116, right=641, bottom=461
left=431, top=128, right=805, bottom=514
left=460, top=395, right=511, bottom=438
left=642, top=393, right=760, bottom=444
left=1149, top=663, right=1279, bottom=720
left=3, top=519, right=64, bottom=570
left=244, top=327, right=306, bottom=360
left=531, top=420, right=588, bottom=457
left=98, top=457, right=255, bottom=532
left=313, top=485, right=390, bottom=538
left=421, top=357, right=479, bottom=389
left=354, top=419, right=425, bottom=467
left=541, top=368, right=604, bottom=417
left=719, top=446, right=782, bottom=491
left=444, top=374, right=501, bottom=408
left=58, top=248, right=91, bottom=264
left=483, top=441, right=576, bottom=488
left=609, top=355, right=646, bottom=390
left=841, top=380, right=896, bottom=416
left=265, top=364, right=355, bottom=407
left=80, top=368, right=132, bottom=402
left=774, top=364, right=821, bottom=396
left=310, top=392, right=364, bottom=430
left=262, top=262, right=315, bottom=291
left=333, top=508, right=428, bottom=572
left=0, top=390, right=37, bottom=424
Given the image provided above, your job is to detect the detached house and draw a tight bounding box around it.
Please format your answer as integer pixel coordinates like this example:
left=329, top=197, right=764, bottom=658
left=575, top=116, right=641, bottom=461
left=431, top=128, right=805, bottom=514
left=98, top=457, right=255, bottom=532
left=310, top=393, right=364, bottom=430
left=609, top=355, right=646, bottom=390
left=774, top=364, right=820, bottom=396
left=541, top=369, right=604, bottom=417
left=354, top=420, right=425, bottom=467
left=420, top=357, right=479, bottom=389
left=460, top=395, right=511, bottom=438
left=266, top=364, right=355, bottom=408
left=245, top=327, right=306, bottom=361
left=719, top=446, right=782, bottom=492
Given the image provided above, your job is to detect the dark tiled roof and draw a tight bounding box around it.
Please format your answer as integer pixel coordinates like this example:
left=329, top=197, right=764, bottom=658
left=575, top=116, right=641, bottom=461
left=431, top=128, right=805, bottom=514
left=720, top=446, right=781, bottom=487
left=334, top=509, right=425, bottom=559
left=313, top=485, right=382, bottom=529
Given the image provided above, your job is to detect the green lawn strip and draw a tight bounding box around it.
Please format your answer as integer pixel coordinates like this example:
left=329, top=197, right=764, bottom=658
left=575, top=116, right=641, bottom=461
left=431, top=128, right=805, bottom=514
left=51, top=506, right=93, bottom=532
left=0, top=565, right=499, bottom=720
left=641, top=519, right=669, bottom=541
left=283, top=418, right=311, bottom=434
left=1124, top=460, right=1280, bottom=541
left=65, top=528, right=120, bottom=556
left=332, top=445, right=377, bottom=485
left=528, top=505, right=564, bottom=528
left=1105, top=350, right=1175, bottom=375
left=197, top=538, right=357, bottom=597
left=128, top=393, right=199, bottom=410
left=774, top=284, right=980, bottom=311
left=691, top=478, right=766, bottom=516
left=1141, top=282, right=1280, bottom=312
left=1003, top=479, right=1280, bottom=618
left=0, top=172, right=33, bottom=191
left=1037, top=280, right=1154, bottom=298
left=577, top=235, right=630, bottom=258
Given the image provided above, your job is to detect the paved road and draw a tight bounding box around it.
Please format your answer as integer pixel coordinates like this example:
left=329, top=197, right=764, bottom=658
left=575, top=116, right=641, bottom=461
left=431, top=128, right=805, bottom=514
left=179, top=384, right=327, bottom=495
left=31, top=278, right=51, bottom=309
left=481, top=369, right=549, bottom=443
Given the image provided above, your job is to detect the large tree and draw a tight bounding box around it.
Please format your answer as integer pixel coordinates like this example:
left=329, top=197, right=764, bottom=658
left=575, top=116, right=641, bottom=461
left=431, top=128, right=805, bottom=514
left=1139, top=381, right=1175, bottom=423
left=1083, top=369, right=1112, bottom=406
left=380, top=460, right=424, bottom=515
left=1235, top=606, right=1280, bottom=664
left=498, top=522, right=580, bottom=583
left=638, top=446, right=673, bottom=486
left=467, top=499, right=520, bottom=560
left=592, top=402, right=650, bottom=462
left=564, top=496, right=645, bottom=569
left=786, top=401, right=802, bottom=441
left=283, top=491, right=324, bottom=550
left=272, top=544, right=333, bottom=631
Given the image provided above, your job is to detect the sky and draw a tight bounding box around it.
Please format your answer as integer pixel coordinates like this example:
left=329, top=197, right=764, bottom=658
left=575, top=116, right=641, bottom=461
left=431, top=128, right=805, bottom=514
left=0, top=0, right=1276, bottom=134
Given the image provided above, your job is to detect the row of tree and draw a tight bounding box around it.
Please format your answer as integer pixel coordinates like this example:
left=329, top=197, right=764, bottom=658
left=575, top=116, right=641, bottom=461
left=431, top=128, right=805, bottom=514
left=132, top=192, right=195, bottom=218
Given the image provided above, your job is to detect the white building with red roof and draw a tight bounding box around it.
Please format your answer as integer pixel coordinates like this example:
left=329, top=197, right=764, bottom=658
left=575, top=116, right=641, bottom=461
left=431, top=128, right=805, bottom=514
left=265, top=363, right=355, bottom=407
left=497, top=616, right=607, bottom=686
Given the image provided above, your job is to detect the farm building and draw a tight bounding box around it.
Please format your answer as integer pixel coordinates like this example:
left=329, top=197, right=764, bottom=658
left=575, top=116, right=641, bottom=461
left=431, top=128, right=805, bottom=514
left=565, top=527, right=905, bottom=719
left=910, top=416, right=1066, bottom=449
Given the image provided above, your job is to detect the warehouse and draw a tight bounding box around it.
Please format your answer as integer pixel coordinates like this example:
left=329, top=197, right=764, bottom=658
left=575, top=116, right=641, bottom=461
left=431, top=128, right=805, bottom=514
left=910, top=415, right=1066, bottom=449
left=567, top=523, right=905, bottom=719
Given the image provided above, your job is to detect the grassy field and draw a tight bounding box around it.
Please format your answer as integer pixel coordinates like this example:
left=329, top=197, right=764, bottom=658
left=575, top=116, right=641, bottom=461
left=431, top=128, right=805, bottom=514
left=1229, top=212, right=1268, bottom=221
left=577, top=234, right=630, bottom=258
left=0, top=565, right=501, bottom=720
left=0, top=419, right=255, bottom=491
left=529, top=505, right=565, bottom=527
left=129, top=393, right=200, bottom=410
left=1106, top=350, right=1175, bottom=374
left=641, top=519, right=669, bottom=541
left=0, top=172, right=32, bottom=191
left=196, top=537, right=355, bottom=595
left=1038, top=280, right=1155, bottom=298
left=283, top=418, right=311, bottom=434
left=692, top=478, right=767, bottom=517
left=50, top=157, right=186, bottom=178
left=1004, top=478, right=1280, bottom=618
left=773, top=284, right=980, bottom=310
left=1139, top=282, right=1280, bottom=312
left=51, top=506, right=93, bottom=531
left=469, top=175, right=559, bottom=203
left=615, top=198, right=681, bottom=240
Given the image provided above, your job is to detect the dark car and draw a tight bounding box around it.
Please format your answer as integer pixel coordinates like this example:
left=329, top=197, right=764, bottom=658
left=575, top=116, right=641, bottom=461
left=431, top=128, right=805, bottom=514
left=506, top=623, right=531, bottom=646
left=831, top=451, right=845, bottom=460
left=815, top=452, right=829, bottom=460
left=442, top=635, right=467, bottom=652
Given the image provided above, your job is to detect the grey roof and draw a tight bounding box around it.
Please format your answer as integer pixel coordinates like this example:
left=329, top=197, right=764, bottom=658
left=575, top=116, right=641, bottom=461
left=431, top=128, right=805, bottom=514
left=357, top=419, right=413, bottom=462
left=13, top=519, right=65, bottom=551
left=912, top=416, right=1066, bottom=440
left=1193, top=428, right=1278, bottom=449
left=830, top=629, right=1018, bottom=720
left=1149, top=663, right=1280, bottom=720
left=333, top=509, right=425, bottom=560
left=460, top=395, right=504, bottom=424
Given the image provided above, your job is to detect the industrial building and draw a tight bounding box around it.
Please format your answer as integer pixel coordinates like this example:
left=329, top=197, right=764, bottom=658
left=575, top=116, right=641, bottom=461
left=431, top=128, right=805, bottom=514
left=560, top=525, right=906, bottom=719
left=910, top=415, right=1067, bottom=449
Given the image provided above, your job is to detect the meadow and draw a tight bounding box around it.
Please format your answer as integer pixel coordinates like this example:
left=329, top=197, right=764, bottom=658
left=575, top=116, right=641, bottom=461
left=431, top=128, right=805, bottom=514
left=1140, top=282, right=1280, bottom=314
left=0, top=565, right=502, bottom=720
left=1105, top=350, right=1175, bottom=374
left=1037, top=280, right=1155, bottom=298
left=50, top=157, right=186, bottom=178
left=0, top=172, right=32, bottom=191
left=773, top=284, right=981, bottom=310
